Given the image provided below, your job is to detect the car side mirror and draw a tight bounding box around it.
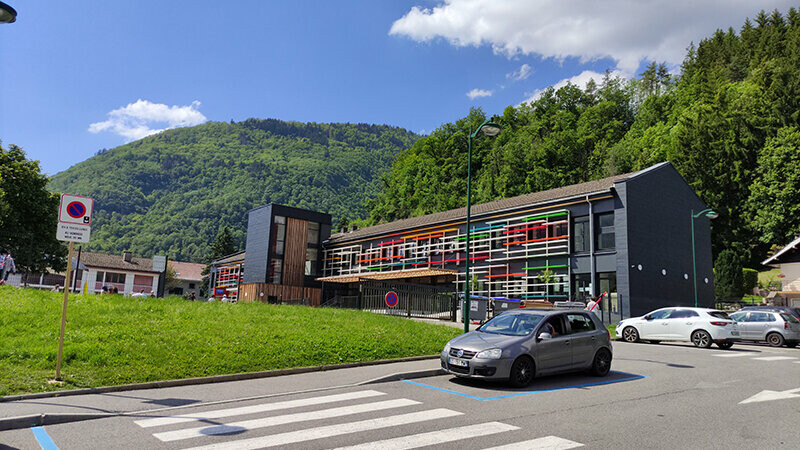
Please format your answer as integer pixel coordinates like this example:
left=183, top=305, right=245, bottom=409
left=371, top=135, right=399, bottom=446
left=644, top=315, right=652, bottom=320
left=538, top=332, right=552, bottom=340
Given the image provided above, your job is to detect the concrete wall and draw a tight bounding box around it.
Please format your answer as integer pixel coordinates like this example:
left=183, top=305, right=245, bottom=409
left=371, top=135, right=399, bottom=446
left=780, top=262, right=800, bottom=291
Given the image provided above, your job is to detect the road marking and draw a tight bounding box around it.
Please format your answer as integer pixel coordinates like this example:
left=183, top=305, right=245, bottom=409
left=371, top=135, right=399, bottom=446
left=331, top=421, right=520, bottom=449
left=154, top=398, right=420, bottom=442
left=751, top=356, right=797, bottom=361
left=182, top=408, right=463, bottom=450
left=31, top=427, right=59, bottom=450
left=135, top=390, right=385, bottom=428
left=740, top=387, right=800, bottom=404
left=483, top=435, right=584, bottom=449
left=712, top=353, right=750, bottom=358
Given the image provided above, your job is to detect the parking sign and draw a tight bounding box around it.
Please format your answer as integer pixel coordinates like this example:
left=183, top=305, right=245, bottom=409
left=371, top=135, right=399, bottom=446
left=59, top=194, right=93, bottom=225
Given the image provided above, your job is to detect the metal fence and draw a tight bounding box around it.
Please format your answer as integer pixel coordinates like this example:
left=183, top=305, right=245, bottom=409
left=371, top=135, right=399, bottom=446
left=323, top=279, right=457, bottom=321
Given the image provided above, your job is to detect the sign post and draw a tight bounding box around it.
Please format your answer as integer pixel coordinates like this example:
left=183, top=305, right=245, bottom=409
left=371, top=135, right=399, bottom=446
left=54, top=194, right=93, bottom=381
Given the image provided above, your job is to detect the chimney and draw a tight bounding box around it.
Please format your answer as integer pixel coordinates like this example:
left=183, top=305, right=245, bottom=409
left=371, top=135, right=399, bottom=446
left=122, top=251, right=132, bottom=262
left=349, top=224, right=358, bottom=233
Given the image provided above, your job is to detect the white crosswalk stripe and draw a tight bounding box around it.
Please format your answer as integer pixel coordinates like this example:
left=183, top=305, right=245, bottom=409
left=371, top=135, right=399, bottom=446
left=712, top=353, right=750, bottom=358
left=135, top=390, right=386, bottom=428
left=751, top=356, right=797, bottom=361
left=154, top=398, right=420, bottom=442
left=182, top=408, right=464, bottom=450
left=482, top=435, right=585, bottom=449
left=332, top=421, right=520, bottom=449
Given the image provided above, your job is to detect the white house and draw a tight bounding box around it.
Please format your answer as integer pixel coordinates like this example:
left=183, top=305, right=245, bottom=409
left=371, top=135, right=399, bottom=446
left=762, top=235, right=800, bottom=306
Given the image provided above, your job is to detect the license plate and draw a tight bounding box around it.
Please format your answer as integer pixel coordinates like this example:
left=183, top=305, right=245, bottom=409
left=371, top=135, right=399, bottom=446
left=730, top=331, right=739, bottom=336
left=448, top=357, right=468, bottom=367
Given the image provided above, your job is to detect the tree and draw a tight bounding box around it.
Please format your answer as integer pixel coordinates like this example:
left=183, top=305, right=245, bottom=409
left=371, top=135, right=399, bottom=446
left=200, top=226, right=238, bottom=296
left=714, top=250, right=744, bottom=301
left=742, top=268, right=758, bottom=295
left=165, top=263, right=180, bottom=292
left=0, top=142, right=67, bottom=273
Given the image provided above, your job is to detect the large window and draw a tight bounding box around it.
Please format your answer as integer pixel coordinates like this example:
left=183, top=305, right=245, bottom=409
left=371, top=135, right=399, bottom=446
left=269, top=259, right=283, bottom=284
left=271, top=215, right=286, bottom=256
left=595, top=213, right=615, bottom=250
left=305, top=248, right=318, bottom=276
left=572, top=216, right=590, bottom=253
left=308, top=222, right=320, bottom=245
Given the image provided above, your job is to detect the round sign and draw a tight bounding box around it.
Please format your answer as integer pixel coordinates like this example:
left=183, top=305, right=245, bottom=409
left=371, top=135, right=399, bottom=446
left=66, top=201, right=86, bottom=219
left=385, top=291, right=399, bottom=308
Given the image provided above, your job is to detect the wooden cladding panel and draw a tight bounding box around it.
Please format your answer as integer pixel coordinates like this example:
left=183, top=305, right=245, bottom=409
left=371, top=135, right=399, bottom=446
left=239, top=283, right=322, bottom=306
left=283, top=218, right=308, bottom=287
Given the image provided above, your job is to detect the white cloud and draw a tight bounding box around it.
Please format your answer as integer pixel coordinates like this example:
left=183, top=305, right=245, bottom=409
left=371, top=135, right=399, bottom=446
left=390, top=0, right=795, bottom=74
left=521, top=69, right=623, bottom=104
left=507, top=63, right=532, bottom=81
left=89, top=99, right=207, bottom=141
left=466, top=88, right=493, bottom=99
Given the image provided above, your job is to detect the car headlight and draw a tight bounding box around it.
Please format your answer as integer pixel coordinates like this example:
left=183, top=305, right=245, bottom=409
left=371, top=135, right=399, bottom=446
left=443, top=343, right=451, bottom=354
left=476, top=348, right=502, bottom=359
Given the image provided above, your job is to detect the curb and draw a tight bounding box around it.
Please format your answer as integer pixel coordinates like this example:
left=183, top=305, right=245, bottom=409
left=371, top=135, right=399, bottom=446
left=0, top=413, right=115, bottom=432
left=1, top=354, right=440, bottom=403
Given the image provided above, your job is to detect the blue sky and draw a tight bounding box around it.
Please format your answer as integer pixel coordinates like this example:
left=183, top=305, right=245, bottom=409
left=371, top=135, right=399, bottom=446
left=0, top=0, right=794, bottom=174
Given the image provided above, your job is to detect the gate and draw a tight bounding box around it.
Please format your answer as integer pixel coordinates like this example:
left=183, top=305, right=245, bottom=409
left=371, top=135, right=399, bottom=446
left=358, top=278, right=456, bottom=321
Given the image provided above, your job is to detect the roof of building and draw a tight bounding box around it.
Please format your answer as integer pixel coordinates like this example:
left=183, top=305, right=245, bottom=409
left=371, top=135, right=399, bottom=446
left=170, top=261, right=206, bottom=281
left=762, top=235, right=800, bottom=266
left=211, top=251, right=246, bottom=266
left=79, top=252, right=161, bottom=274
left=327, top=170, right=639, bottom=245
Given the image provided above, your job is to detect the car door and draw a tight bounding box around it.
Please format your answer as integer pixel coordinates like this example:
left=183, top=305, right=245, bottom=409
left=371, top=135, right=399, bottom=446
left=666, top=309, right=700, bottom=340
left=730, top=312, right=749, bottom=339
left=638, top=309, right=673, bottom=339
left=749, top=312, right=774, bottom=340
left=566, top=313, right=599, bottom=369
left=534, top=314, right=572, bottom=375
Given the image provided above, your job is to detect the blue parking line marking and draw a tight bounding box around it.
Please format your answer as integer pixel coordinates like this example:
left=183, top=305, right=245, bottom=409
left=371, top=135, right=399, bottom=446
left=402, top=371, right=646, bottom=401
left=31, top=426, right=59, bottom=450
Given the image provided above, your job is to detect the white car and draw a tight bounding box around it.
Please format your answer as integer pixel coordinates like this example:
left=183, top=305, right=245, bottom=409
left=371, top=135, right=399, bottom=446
left=616, top=307, right=739, bottom=349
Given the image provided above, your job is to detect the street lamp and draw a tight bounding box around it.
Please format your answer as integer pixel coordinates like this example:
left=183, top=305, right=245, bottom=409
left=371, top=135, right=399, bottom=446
left=0, top=1, right=17, bottom=23
left=463, top=118, right=501, bottom=333
left=691, top=208, right=717, bottom=307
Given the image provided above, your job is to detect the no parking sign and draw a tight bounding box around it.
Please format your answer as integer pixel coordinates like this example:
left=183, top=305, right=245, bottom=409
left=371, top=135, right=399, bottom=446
left=56, top=194, right=93, bottom=244
left=385, top=291, right=399, bottom=308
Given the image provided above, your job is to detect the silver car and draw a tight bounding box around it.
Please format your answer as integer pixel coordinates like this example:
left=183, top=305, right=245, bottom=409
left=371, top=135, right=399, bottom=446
left=441, top=309, right=612, bottom=387
left=730, top=310, right=800, bottom=347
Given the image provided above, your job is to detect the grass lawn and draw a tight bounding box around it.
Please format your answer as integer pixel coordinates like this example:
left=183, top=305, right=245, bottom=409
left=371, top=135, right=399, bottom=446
left=0, top=286, right=461, bottom=396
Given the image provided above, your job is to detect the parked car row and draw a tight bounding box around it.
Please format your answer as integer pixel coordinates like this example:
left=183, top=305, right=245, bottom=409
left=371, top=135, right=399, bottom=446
left=616, top=306, right=800, bottom=349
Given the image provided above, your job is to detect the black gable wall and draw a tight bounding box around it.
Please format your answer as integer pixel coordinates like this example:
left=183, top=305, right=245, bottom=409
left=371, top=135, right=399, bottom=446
left=621, top=163, right=715, bottom=316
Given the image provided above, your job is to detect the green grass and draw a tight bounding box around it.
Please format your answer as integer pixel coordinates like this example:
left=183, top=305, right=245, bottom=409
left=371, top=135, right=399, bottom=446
left=758, top=268, right=781, bottom=286
left=0, top=287, right=461, bottom=396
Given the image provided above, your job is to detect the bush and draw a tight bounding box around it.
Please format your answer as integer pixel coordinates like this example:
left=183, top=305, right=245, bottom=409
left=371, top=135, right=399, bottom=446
left=715, top=250, right=744, bottom=301
left=742, top=268, right=758, bottom=293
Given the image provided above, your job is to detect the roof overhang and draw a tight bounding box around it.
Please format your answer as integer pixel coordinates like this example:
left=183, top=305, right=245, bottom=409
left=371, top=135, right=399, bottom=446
left=317, top=268, right=458, bottom=284
left=762, top=235, right=800, bottom=266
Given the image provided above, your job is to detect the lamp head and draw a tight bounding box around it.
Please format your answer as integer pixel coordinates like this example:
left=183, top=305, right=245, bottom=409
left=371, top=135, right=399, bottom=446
left=705, top=210, right=718, bottom=219
left=480, top=122, right=502, bottom=137
left=0, top=1, right=16, bottom=23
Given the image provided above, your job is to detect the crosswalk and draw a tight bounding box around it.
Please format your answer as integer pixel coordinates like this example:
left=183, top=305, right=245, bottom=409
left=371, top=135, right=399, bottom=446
left=134, top=389, right=584, bottom=450
left=713, top=353, right=798, bottom=362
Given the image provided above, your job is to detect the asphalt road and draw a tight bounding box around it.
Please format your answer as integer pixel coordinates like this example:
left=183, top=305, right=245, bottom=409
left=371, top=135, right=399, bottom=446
left=2, top=341, right=799, bottom=449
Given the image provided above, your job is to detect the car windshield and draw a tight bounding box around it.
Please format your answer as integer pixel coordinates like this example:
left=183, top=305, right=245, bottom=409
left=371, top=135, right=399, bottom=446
left=708, top=311, right=731, bottom=320
left=479, top=313, right=544, bottom=336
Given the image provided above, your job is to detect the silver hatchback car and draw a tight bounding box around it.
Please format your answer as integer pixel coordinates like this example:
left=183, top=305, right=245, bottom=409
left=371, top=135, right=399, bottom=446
left=729, top=310, right=800, bottom=347
left=441, top=309, right=612, bottom=387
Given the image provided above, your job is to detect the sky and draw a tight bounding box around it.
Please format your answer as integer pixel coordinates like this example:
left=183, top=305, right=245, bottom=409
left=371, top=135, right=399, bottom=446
left=0, top=0, right=796, bottom=175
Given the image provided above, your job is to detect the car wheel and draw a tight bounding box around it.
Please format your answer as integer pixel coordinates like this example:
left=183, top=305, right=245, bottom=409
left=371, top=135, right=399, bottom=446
left=590, top=348, right=612, bottom=377
left=508, top=356, right=535, bottom=388
left=648, top=340, right=661, bottom=344
left=622, top=326, right=640, bottom=343
left=766, top=332, right=785, bottom=347
left=691, top=330, right=712, bottom=348
left=716, top=341, right=734, bottom=350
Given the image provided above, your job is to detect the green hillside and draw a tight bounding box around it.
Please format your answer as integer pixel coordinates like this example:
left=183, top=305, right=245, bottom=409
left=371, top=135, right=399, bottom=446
left=48, top=119, right=418, bottom=262
left=366, top=9, right=800, bottom=266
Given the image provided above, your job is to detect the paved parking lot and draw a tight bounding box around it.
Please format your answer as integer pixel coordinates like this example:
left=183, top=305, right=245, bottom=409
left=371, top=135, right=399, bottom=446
left=1, top=341, right=798, bottom=449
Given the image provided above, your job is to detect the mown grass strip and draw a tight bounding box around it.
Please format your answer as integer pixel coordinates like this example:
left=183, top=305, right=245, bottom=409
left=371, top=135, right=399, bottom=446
left=0, top=287, right=460, bottom=396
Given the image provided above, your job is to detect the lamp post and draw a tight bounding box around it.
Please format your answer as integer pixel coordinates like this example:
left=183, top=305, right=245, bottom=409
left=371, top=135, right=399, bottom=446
left=0, top=1, right=17, bottom=23
left=691, top=208, right=718, bottom=307
left=463, top=119, right=501, bottom=333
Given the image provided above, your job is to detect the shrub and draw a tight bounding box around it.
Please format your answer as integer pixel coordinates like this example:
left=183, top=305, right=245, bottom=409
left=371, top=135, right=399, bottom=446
left=742, top=268, right=758, bottom=293
left=715, top=250, right=744, bottom=301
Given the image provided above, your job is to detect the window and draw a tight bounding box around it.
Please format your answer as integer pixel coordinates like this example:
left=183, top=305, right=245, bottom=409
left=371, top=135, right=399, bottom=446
left=271, top=215, right=286, bottom=256
left=668, top=310, right=699, bottom=319
left=188, top=283, right=195, bottom=289
left=305, top=248, right=318, bottom=276
left=595, top=212, right=615, bottom=250
left=750, top=312, right=773, bottom=322
left=730, top=312, right=746, bottom=322
left=567, top=314, right=596, bottom=333
left=572, top=216, right=590, bottom=252
left=308, top=222, right=320, bottom=245
left=105, top=272, right=126, bottom=284
left=647, top=309, right=673, bottom=320
left=268, top=259, right=283, bottom=284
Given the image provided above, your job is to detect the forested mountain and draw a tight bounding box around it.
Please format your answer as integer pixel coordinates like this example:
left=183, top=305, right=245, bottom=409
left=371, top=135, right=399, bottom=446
left=366, top=9, right=800, bottom=267
left=49, top=120, right=417, bottom=262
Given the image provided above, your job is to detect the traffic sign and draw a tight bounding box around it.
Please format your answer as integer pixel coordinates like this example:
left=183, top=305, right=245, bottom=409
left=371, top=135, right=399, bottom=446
left=59, top=194, right=93, bottom=225
left=385, top=291, right=399, bottom=308
left=56, top=223, right=91, bottom=243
